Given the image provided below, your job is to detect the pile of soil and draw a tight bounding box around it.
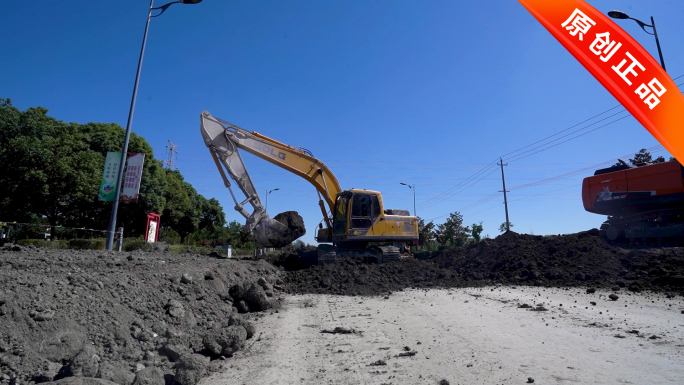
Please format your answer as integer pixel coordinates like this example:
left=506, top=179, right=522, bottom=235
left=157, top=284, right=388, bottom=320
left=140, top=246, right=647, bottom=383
left=285, top=230, right=684, bottom=296
left=0, top=245, right=285, bottom=385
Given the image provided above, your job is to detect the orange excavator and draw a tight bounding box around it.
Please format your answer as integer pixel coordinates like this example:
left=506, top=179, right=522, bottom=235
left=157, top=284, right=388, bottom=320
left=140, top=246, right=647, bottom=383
left=582, top=159, right=684, bottom=244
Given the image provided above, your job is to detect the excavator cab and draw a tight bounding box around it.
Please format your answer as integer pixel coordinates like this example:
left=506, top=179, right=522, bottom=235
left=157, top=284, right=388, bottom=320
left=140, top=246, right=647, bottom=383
left=326, top=189, right=418, bottom=244
left=332, top=190, right=382, bottom=237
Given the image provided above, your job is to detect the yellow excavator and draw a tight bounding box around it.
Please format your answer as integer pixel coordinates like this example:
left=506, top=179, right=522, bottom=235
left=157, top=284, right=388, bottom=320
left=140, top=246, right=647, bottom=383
left=200, top=111, right=418, bottom=263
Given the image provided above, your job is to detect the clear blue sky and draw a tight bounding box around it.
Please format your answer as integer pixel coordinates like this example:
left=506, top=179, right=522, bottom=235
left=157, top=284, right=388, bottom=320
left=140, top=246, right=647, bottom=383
left=2, top=1, right=683, bottom=243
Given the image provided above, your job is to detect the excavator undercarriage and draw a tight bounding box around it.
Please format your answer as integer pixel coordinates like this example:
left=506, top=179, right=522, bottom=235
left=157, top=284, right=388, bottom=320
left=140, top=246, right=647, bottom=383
left=583, top=160, right=684, bottom=247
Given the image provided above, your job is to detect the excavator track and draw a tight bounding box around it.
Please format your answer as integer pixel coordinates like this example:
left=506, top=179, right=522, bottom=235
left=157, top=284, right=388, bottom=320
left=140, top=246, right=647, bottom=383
left=600, top=207, right=684, bottom=247
left=316, top=245, right=402, bottom=265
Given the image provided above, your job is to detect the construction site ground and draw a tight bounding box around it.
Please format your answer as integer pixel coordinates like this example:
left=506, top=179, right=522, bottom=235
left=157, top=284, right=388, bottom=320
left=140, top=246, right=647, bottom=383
left=206, top=288, right=684, bottom=385
left=1, top=230, right=684, bottom=385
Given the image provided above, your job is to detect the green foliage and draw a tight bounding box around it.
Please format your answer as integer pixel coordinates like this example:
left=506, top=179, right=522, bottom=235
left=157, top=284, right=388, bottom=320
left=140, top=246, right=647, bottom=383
left=0, top=98, right=228, bottom=247
left=18, top=238, right=105, bottom=250
left=471, top=222, right=483, bottom=242
left=67, top=238, right=106, bottom=250
left=17, top=239, right=47, bottom=247
left=417, top=218, right=435, bottom=248
left=435, top=212, right=470, bottom=247
left=628, top=148, right=666, bottom=165
left=613, top=149, right=666, bottom=167
left=159, top=228, right=181, bottom=244
left=498, top=222, right=514, bottom=233
left=123, top=239, right=153, bottom=252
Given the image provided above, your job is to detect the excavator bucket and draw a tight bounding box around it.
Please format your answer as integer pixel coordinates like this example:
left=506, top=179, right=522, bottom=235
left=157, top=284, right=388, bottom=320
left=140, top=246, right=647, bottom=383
left=254, top=211, right=306, bottom=248
left=253, top=216, right=292, bottom=247
left=200, top=111, right=307, bottom=247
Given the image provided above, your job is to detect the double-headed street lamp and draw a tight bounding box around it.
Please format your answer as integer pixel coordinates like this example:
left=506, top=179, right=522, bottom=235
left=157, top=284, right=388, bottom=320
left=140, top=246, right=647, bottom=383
left=105, top=0, right=203, bottom=250
left=607, top=10, right=666, bottom=71
left=266, top=188, right=279, bottom=212
left=400, top=183, right=416, bottom=217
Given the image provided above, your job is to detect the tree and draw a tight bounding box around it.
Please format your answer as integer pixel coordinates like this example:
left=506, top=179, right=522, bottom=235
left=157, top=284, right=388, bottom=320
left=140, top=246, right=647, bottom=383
left=613, top=149, right=666, bottom=167
left=0, top=98, right=226, bottom=243
left=0, top=100, right=101, bottom=227
left=471, top=222, right=483, bottom=242
left=435, top=212, right=470, bottom=247
left=417, top=218, right=436, bottom=249
left=161, top=170, right=200, bottom=243
left=498, top=222, right=514, bottom=233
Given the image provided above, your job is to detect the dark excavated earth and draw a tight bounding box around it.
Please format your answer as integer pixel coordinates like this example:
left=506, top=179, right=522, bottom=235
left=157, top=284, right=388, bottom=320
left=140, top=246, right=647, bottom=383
left=0, top=246, right=285, bottom=385
left=2, top=229, right=684, bottom=385
left=284, top=230, right=684, bottom=296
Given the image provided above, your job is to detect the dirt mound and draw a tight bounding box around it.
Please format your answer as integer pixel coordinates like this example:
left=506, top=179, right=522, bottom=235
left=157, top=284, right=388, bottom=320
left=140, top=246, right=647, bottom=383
left=0, top=248, right=285, bottom=385
left=285, top=230, right=684, bottom=296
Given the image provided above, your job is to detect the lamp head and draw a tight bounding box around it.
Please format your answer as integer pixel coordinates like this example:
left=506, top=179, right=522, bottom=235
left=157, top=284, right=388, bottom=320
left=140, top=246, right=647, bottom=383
left=608, top=10, right=630, bottom=19
left=180, top=0, right=203, bottom=4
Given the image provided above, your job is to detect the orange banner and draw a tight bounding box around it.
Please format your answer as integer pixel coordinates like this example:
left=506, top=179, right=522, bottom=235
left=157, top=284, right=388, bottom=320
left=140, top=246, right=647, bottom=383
left=518, top=0, right=684, bottom=162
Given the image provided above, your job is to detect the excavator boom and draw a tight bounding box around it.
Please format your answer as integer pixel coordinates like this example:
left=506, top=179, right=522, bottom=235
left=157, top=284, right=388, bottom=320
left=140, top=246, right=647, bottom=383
left=200, top=111, right=341, bottom=246
left=201, top=111, right=418, bottom=262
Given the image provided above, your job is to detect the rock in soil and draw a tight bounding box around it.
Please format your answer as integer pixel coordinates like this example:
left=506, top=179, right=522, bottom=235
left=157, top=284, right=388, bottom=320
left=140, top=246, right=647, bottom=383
left=131, top=366, right=165, bottom=385
left=96, top=361, right=135, bottom=385
left=42, top=378, right=120, bottom=385
left=227, top=314, right=256, bottom=339
left=244, top=283, right=271, bottom=311
left=174, top=354, right=207, bottom=385
left=0, top=248, right=282, bottom=385
left=55, top=345, right=100, bottom=379
left=202, top=326, right=247, bottom=356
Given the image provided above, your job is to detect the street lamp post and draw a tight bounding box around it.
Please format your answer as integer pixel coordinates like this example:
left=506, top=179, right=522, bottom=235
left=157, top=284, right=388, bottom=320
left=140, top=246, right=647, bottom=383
left=105, top=0, right=203, bottom=250
left=607, top=10, right=666, bottom=71
left=400, top=183, right=416, bottom=217
left=266, top=188, right=279, bottom=212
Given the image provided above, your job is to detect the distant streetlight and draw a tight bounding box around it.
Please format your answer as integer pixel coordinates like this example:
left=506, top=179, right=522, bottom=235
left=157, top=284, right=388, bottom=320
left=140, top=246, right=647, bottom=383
left=105, top=0, right=203, bottom=250
left=400, top=183, right=416, bottom=217
left=607, top=10, right=666, bottom=71
left=266, top=188, right=280, bottom=212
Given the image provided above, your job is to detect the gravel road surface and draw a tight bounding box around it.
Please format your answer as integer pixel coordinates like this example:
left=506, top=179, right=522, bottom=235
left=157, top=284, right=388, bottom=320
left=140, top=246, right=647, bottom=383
left=204, top=287, right=684, bottom=385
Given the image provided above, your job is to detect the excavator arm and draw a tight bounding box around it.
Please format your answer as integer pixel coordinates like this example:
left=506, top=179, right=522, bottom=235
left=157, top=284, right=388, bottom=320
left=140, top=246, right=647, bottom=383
left=200, top=111, right=342, bottom=246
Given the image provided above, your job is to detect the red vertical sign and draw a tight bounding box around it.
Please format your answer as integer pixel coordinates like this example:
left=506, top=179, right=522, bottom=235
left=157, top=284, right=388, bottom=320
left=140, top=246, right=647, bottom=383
left=518, top=0, right=684, bottom=162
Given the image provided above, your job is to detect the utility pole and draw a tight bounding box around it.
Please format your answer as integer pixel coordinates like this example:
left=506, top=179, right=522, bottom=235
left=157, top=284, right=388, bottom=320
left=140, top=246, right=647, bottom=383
left=164, top=140, right=178, bottom=170
left=104, top=0, right=203, bottom=251
left=498, top=158, right=510, bottom=232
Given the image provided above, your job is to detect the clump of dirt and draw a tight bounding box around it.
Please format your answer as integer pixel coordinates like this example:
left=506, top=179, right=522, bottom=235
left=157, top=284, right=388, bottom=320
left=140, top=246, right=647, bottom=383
left=0, top=247, right=285, bottom=385
left=270, top=211, right=306, bottom=248
left=285, top=230, right=684, bottom=295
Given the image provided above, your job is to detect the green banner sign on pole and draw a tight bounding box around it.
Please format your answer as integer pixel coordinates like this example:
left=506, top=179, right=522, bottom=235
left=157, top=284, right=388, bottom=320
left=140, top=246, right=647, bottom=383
left=98, top=152, right=122, bottom=202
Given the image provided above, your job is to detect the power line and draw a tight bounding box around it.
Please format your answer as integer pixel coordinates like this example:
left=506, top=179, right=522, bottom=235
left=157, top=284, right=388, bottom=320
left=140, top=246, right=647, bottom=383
left=426, top=146, right=669, bottom=222
left=415, top=76, right=684, bottom=211
left=416, top=165, right=500, bottom=210
left=499, top=106, right=624, bottom=160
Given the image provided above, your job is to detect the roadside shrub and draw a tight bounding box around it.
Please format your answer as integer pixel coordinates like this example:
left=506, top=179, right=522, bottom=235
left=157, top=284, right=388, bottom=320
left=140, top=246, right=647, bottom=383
left=168, top=244, right=213, bottom=254
left=18, top=239, right=47, bottom=247
left=123, top=239, right=152, bottom=252
left=67, top=238, right=106, bottom=250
